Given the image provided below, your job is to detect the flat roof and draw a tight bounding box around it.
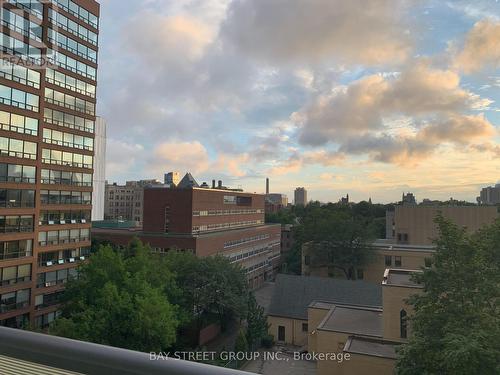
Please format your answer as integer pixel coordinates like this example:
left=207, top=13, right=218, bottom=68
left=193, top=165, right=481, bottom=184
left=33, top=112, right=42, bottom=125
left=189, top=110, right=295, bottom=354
left=318, top=305, right=383, bottom=337
left=344, top=337, right=399, bottom=359
left=372, top=239, right=436, bottom=252
left=383, top=269, right=423, bottom=288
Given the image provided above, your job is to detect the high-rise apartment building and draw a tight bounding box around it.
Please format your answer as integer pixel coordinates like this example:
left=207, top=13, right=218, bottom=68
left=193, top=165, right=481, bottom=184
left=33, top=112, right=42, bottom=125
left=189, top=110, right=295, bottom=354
left=164, top=171, right=180, bottom=187
left=294, top=187, right=307, bottom=206
left=104, top=179, right=161, bottom=226
left=0, top=0, right=99, bottom=329
left=478, top=184, right=500, bottom=205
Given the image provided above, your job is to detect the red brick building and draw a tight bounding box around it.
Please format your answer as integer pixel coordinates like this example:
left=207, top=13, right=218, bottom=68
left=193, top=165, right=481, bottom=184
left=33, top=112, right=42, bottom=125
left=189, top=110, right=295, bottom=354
left=93, top=185, right=282, bottom=289
left=0, top=0, right=99, bottom=329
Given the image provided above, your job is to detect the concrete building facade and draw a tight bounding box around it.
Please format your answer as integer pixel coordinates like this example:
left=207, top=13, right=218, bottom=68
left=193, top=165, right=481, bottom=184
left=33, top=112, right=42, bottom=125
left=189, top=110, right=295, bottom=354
left=91, top=117, right=105, bottom=221
left=392, top=205, right=497, bottom=245
left=0, top=0, right=99, bottom=329
left=104, top=179, right=161, bottom=226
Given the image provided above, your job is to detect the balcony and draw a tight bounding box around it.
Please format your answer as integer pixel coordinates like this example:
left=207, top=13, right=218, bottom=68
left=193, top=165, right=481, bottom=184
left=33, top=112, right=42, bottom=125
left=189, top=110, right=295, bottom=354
left=0, top=327, right=252, bottom=375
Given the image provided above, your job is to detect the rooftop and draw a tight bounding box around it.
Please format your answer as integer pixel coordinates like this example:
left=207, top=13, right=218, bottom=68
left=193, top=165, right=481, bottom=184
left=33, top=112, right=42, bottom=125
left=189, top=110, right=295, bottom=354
left=318, top=305, right=383, bottom=337
left=382, top=269, right=423, bottom=288
left=268, top=274, right=382, bottom=320
left=344, top=336, right=399, bottom=360
left=372, top=239, right=435, bottom=252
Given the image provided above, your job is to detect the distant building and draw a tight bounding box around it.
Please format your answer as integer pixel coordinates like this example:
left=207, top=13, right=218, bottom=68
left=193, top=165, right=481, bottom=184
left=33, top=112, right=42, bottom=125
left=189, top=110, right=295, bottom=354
left=294, top=187, right=308, bottom=206
left=339, top=194, right=350, bottom=205
left=265, top=180, right=288, bottom=213
left=267, top=193, right=288, bottom=206
left=92, top=118, right=106, bottom=221
left=94, top=174, right=282, bottom=289
left=104, top=179, right=162, bottom=226
left=281, top=224, right=295, bottom=254
left=401, top=192, right=416, bottom=205
left=478, top=184, right=500, bottom=205
left=164, top=172, right=180, bottom=187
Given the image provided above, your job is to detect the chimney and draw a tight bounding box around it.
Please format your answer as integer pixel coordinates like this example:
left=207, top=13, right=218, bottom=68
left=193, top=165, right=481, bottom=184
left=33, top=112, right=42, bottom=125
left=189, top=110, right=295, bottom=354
left=212, top=180, right=216, bottom=189
left=266, top=178, right=269, bottom=195
left=218, top=180, right=222, bottom=188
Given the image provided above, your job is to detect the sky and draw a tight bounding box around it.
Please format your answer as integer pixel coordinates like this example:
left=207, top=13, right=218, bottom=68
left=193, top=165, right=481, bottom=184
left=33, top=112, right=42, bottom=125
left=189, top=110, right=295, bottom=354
left=96, top=0, right=500, bottom=203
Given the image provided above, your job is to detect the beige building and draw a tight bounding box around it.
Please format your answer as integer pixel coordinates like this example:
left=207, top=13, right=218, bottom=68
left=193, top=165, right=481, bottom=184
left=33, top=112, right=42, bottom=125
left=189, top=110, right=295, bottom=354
left=303, top=205, right=497, bottom=284
left=302, top=240, right=435, bottom=284
left=267, top=270, right=422, bottom=375
left=104, top=179, right=161, bottom=226
left=389, top=205, right=497, bottom=245
left=267, top=274, right=381, bottom=347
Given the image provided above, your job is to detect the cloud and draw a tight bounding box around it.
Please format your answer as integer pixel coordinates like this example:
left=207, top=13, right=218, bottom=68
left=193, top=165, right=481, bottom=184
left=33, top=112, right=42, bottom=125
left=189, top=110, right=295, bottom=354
left=295, top=60, right=496, bottom=164
left=419, top=114, right=496, bottom=144
left=125, top=12, right=214, bottom=66
left=106, top=139, right=145, bottom=179
left=151, top=141, right=210, bottom=174
left=220, top=0, right=413, bottom=65
left=469, top=143, right=500, bottom=158
left=454, top=19, right=500, bottom=73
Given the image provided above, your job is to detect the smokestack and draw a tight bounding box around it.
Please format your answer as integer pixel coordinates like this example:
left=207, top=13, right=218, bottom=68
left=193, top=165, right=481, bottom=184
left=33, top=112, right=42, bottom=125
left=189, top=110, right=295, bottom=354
left=266, top=178, right=269, bottom=195
left=218, top=180, right=222, bottom=188
left=212, top=180, right=216, bottom=189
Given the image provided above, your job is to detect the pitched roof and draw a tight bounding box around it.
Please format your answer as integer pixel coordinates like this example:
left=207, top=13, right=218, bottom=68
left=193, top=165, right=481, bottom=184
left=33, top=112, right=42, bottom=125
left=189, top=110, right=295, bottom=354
left=177, top=173, right=199, bottom=188
left=268, top=274, right=382, bottom=320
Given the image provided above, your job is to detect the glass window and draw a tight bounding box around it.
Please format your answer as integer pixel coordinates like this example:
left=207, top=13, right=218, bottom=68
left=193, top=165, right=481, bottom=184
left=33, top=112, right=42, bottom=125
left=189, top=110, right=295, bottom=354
left=18, top=264, right=31, bottom=278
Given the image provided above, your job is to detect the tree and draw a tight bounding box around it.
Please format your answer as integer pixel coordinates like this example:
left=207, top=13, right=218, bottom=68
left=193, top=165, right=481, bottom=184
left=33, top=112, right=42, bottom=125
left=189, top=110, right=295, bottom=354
left=50, top=245, right=179, bottom=352
left=245, top=293, right=269, bottom=349
left=306, top=208, right=376, bottom=279
left=163, top=251, right=249, bottom=331
left=396, top=216, right=500, bottom=375
left=234, top=329, right=248, bottom=354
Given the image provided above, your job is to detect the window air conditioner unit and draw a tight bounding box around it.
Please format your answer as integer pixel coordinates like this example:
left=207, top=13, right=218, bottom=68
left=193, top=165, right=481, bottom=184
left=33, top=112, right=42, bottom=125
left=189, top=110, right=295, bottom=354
left=60, top=220, right=66, bottom=224
left=69, top=258, right=75, bottom=263
left=58, top=259, right=64, bottom=264
left=71, top=220, right=76, bottom=224
left=48, top=221, right=55, bottom=225
left=46, top=261, right=53, bottom=266
left=80, top=256, right=85, bottom=261
left=81, top=219, right=86, bottom=223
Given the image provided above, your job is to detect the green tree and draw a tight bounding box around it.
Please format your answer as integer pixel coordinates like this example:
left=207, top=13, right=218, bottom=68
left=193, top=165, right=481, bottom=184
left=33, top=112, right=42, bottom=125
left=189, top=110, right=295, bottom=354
left=306, top=208, right=375, bottom=279
left=50, top=245, right=179, bottom=352
left=396, top=217, right=500, bottom=375
left=245, top=293, right=269, bottom=348
left=163, top=251, right=249, bottom=331
left=234, top=329, right=248, bottom=354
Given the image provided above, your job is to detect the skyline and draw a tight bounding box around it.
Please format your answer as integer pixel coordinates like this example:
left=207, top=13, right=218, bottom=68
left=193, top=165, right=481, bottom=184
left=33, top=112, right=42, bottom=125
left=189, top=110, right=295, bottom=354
left=97, top=0, right=500, bottom=203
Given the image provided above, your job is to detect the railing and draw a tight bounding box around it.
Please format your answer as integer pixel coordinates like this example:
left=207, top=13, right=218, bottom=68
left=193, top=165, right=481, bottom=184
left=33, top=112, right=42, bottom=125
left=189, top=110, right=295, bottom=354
left=0, top=327, right=253, bottom=375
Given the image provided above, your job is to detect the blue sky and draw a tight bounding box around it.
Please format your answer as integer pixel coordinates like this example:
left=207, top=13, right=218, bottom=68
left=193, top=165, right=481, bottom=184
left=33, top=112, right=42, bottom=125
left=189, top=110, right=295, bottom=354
left=96, top=0, right=500, bottom=203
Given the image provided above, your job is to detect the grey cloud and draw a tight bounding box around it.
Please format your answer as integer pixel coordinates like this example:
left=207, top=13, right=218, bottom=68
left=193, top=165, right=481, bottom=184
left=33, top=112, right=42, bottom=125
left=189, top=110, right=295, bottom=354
left=220, top=0, right=413, bottom=65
